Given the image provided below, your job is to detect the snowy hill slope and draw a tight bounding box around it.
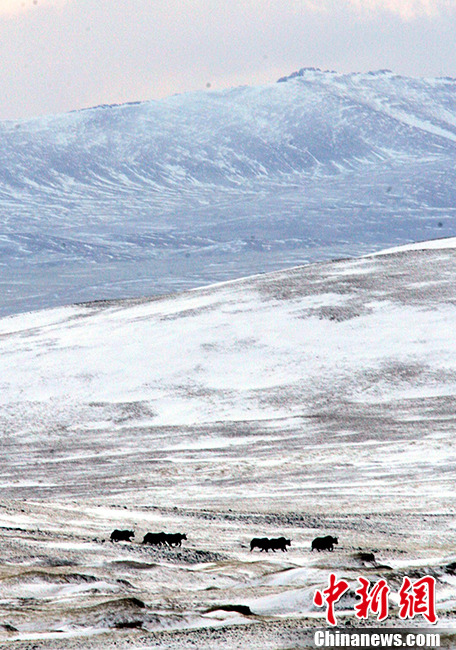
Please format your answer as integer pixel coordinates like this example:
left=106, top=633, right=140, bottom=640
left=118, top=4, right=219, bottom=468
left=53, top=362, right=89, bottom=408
left=1, top=69, right=456, bottom=316
left=2, top=243, right=456, bottom=646
left=1, top=240, right=456, bottom=509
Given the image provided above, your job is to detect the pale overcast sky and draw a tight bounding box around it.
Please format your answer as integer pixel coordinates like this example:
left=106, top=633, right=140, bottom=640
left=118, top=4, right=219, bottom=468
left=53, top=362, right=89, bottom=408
left=0, top=0, right=455, bottom=120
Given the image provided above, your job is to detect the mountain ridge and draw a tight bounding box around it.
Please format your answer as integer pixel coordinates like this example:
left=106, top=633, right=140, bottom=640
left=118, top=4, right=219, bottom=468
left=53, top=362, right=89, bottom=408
left=1, top=69, right=455, bottom=317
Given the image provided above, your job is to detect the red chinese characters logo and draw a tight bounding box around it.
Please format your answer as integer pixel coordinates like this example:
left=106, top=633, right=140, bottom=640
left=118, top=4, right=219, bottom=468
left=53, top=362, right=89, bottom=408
left=398, top=576, right=437, bottom=624
left=314, top=573, right=349, bottom=626
left=314, top=574, right=437, bottom=626
left=355, top=577, right=390, bottom=621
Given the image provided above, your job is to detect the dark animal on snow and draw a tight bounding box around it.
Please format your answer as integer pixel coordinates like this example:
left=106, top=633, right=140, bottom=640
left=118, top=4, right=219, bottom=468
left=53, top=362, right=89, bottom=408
left=311, top=535, right=338, bottom=552
left=110, top=529, right=135, bottom=543
left=250, top=537, right=270, bottom=552
left=163, top=532, right=187, bottom=547
left=250, top=537, right=291, bottom=552
left=142, top=532, right=166, bottom=546
left=269, top=536, right=291, bottom=552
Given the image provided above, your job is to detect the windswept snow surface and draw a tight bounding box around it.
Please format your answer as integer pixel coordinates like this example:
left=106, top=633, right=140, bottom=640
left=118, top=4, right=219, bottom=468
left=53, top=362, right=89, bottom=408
left=1, top=69, right=456, bottom=316
left=374, top=235, right=456, bottom=255
left=1, top=246, right=456, bottom=647
left=2, top=241, right=456, bottom=506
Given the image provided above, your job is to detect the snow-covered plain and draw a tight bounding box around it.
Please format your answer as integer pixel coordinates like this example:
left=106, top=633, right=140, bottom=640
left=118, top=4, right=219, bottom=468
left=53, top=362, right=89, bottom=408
left=1, top=69, right=456, bottom=317
left=1, top=243, right=456, bottom=648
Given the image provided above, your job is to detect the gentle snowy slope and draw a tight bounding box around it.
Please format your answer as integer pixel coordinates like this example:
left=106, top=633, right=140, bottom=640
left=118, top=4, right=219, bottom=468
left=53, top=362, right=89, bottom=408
left=1, top=241, right=456, bottom=507
left=1, top=69, right=456, bottom=316
left=2, top=244, right=456, bottom=647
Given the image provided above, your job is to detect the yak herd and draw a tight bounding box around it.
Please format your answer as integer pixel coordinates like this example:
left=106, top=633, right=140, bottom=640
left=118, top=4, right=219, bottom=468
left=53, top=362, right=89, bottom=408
left=110, top=529, right=338, bottom=553
left=110, top=529, right=187, bottom=546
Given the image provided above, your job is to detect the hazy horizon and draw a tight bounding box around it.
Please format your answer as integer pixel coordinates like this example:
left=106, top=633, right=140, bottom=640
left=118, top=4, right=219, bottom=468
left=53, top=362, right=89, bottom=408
left=1, top=0, right=455, bottom=121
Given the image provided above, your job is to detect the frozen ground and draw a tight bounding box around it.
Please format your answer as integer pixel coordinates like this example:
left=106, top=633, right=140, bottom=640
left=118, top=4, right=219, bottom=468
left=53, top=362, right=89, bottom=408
left=1, top=242, right=456, bottom=647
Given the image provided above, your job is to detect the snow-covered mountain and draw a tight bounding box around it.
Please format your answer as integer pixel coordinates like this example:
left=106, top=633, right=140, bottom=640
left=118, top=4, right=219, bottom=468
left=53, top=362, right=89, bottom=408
left=2, top=69, right=456, bottom=316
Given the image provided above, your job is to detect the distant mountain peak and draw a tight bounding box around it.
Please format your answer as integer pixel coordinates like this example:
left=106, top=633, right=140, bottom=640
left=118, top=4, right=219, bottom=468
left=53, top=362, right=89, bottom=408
left=276, top=67, right=395, bottom=83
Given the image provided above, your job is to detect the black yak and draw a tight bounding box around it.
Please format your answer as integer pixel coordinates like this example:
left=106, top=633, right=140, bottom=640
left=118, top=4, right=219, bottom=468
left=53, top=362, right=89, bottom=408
left=250, top=537, right=270, bottom=552
left=311, top=535, right=338, bottom=552
left=250, top=537, right=291, bottom=552
left=163, top=532, right=187, bottom=547
left=269, top=536, right=291, bottom=552
left=142, top=532, right=166, bottom=546
left=110, top=529, right=135, bottom=543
